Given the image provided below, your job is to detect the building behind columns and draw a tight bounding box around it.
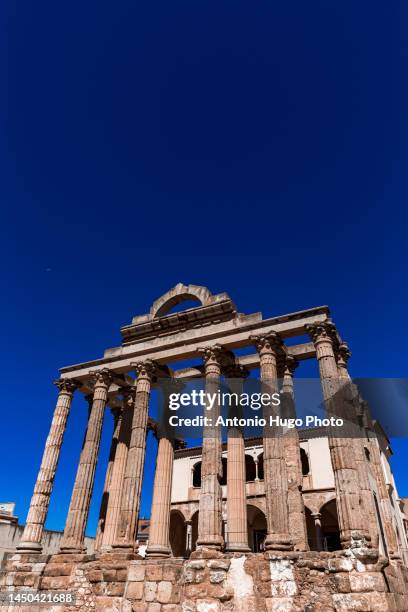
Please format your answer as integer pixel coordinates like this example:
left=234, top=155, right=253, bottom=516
left=1, top=284, right=408, bottom=611
left=169, top=429, right=408, bottom=563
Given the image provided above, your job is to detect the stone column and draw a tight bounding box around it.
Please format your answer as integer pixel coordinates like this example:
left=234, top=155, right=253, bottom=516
left=306, top=322, right=369, bottom=549
left=145, top=434, right=174, bottom=557
left=225, top=365, right=250, bottom=552
left=95, top=406, right=122, bottom=551
left=186, top=520, right=192, bottom=557
left=361, top=400, right=399, bottom=558
left=281, top=356, right=308, bottom=551
left=100, top=388, right=134, bottom=551
left=311, top=512, right=324, bottom=551
left=113, top=361, right=155, bottom=551
left=18, top=379, right=79, bottom=552
left=336, top=344, right=379, bottom=549
left=60, top=369, right=112, bottom=552
left=196, top=345, right=224, bottom=551
left=251, top=333, right=293, bottom=551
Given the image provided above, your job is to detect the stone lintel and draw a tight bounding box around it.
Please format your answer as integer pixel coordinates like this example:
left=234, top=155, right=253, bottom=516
left=58, top=307, right=326, bottom=381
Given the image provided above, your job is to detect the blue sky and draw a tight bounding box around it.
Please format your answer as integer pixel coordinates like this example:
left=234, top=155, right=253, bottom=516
left=2, top=1, right=407, bottom=535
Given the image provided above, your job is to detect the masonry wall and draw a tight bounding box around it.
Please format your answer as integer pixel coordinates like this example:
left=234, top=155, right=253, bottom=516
left=0, top=523, right=94, bottom=563
left=2, top=549, right=408, bottom=612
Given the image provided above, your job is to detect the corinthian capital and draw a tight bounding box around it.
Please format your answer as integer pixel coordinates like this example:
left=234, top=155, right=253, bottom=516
left=197, top=344, right=225, bottom=365
left=89, top=368, right=113, bottom=388
left=54, top=378, right=80, bottom=394
left=131, top=359, right=157, bottom=381
left=337, top=342, right=351, bottom=364
left=250, top=332, right=282, bottom=355
left=284, top=355, right=298, bottom=377
left=305, top=321, right=337, bottom=344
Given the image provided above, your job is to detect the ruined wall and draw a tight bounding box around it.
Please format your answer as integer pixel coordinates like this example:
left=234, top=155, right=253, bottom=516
left=2, top=549, right=408, bottom=612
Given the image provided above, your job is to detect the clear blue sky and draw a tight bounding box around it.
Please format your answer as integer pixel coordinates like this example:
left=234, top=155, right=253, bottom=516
left=2, top=1, right=407, bottom=536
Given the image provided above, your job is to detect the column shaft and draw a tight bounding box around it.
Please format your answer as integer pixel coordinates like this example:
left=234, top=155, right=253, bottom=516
left=306, top=322, right=369, bottom=549
left=336, top=346, right=379, bottom=549
left=281, top=357, right=308, bottom=551
left=18, top=379, right=78, bottom=552
left=196, top=345, right=224, bottom=551
left=113, top=361, right=155, bottom=550
left=252, top=334, right=293, bottom=551
left=225, top=367, right=250, bottom=552
left=146, top=436, right=174, bottom=557
left=100, top=391, right=133, bottom=550
left=95, top=407, right=122, bottom=551
left=60, top=369, right=111, bottom=552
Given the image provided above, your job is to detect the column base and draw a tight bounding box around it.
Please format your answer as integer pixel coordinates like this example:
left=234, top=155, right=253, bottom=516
left=59, top=544, right=86, bottom=554
left=145, top=544, right=172, bottom=558
left=264, top=533, right=293, bottom=551
left=225, top=543, right=251, bottom=553
left=16, top=541, right=43, bottom=553
left=196, top=535, right=224, bottom=551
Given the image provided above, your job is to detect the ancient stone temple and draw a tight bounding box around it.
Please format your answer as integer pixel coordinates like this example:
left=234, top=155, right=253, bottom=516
left=1, top=284, right=408, bottom=611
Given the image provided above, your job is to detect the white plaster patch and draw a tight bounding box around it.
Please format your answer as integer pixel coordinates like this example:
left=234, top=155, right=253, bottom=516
left=269, top=559, right=297, bottom=598
left=196, top=600, right=221, bottom=612
left=226, top=556, right=254, bottom=600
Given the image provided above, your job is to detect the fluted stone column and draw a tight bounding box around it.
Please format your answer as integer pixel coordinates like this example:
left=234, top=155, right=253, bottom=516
left=100, top=389, right=134, bottom=551
left=113, top=361, right=155, bottom=551
left=196, top=345, right=224, bottom=551
left=251, top=333, right=293, bottom=551
left=281, top=356, right=308, bottom=551
left=306, top=322, right=369, bottom=549
left=146, top=435, right=174, bottom=557
left=225, top=365, right=250, bottom=552
left=60, top=369, right=112, bottom=552
left=361, top=400, right=399, bottom=558
left=336, top=344, right=379, bottom=549
left=18, top=379, right=79, bottom=552
left=95, top=406, right=122, bottom=551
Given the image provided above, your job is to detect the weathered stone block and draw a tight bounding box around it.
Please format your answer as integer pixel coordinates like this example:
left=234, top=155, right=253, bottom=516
left=146, top=565, right=163, bottom=581
left=131, top=603, right=148, bottom=612
left=208, top=560, right=230, bottom=571
left=127, top=581, right=144, bottom=600
left=117, top=568, right=129, bottom=581
left=332, top=592, right=391, bottom=611
left=144, top=580, right=158, bottom=602
left=157, top=581, right=173, bottom=604
left=333, top=573, right=351, bottom=593
left=196, top=600, right=220, bottom=612
left=187, top=561, right=206, bottom=571
left=88, top=569, right=104, bottom=582
left=209, top=571, right=226, bottom=584
left=128, top=564, right=146, bottom=582
left=40, top=575, right=71, bottom=589
left=106, top=581, right=126, bottom=596
left=349, top=572, right=386, bottom=593
left=103, top=568, right=118, bottom=581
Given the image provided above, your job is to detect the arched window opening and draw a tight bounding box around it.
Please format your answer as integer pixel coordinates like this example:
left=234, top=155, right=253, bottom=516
left=220, top=457, right=228, bottom=486
left=245, top=455, right=257, bottom=482
left=257, top=453, right=264, bottom=481
left=192, top=462, right=201, bottom=488
left=247, top=505, right=267, bottom=552
left=300, top=448, right=310, bottom=476
left=169, top=511, right=187, bottom=558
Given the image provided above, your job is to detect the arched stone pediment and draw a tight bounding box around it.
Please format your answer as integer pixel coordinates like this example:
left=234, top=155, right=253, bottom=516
left=150, top=284, right=213, bottom=318
left=149, top=283, right=230, bottom=318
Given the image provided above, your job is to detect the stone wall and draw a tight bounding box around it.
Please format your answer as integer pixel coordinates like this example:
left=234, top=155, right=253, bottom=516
left=2, top=549, right=408, bottom=611
left=0, top=523, right=95, bottom=563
